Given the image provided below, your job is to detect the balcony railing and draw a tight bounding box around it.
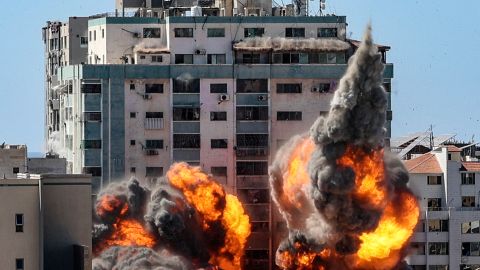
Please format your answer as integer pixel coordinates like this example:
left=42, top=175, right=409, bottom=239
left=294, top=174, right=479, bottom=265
left=144, top=149, right=159, bottom=156
left=144, top=118, right=164, bottom=130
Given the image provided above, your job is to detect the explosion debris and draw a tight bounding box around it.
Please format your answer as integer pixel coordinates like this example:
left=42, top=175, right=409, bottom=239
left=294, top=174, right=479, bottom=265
left=269, top=25, right=419, bottom=270
left=93, top=163, right=251, bottom=270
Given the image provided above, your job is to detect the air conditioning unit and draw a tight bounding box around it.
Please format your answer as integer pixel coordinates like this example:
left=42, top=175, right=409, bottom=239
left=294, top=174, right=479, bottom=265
left=195, top=49, right=206, bottom=55
left=218, top=94, right=230, bottom=102
left=311, top=86, right=319, bottom=92
left=143, top=94, right=152, bottom=100
left=257, top=95, right=268, bottom=101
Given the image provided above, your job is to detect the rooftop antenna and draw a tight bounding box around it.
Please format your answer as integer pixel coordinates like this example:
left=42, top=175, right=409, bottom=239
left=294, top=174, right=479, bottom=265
left=320, top=0, right=326, bottom=16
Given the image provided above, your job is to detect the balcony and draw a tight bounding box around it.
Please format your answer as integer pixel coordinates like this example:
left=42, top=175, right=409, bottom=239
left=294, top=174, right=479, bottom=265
left=144, top=118, right=164, bottom=130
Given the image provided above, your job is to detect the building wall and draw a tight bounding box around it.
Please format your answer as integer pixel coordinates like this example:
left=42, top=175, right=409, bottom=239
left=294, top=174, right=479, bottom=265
left=0, top=146, right=27, bottom=178
left=27, top=157, right=67, bottom=174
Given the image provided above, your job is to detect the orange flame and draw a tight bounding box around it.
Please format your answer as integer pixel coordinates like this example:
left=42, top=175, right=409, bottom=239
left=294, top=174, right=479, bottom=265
left=167, top=162, right=251, bottom=270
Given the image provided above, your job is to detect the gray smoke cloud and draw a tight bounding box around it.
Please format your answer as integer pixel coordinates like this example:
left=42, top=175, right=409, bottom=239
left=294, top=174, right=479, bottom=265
left=270, top=25, right=415, bottom=270
left=234, top=37, right=351, bottom=52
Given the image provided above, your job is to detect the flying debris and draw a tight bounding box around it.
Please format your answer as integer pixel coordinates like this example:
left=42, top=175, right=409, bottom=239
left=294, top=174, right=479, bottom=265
left=93, top=163, right=251, bottom=270
left=269, top=25, right=420, bottom=270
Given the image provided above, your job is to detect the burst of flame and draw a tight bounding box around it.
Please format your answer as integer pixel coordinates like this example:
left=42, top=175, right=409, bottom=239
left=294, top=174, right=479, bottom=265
left=167, top=162, right=251, bottom=270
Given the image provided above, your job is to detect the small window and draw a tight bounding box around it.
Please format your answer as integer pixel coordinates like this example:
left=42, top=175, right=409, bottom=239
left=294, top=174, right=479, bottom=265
left=80, top=37, right=88, bottom=47
left=173, top=108, right=200, bottom=121
left=211, top=139, right=228, bottom=149
left=130, top=83, right=135, bottom=90
left=462, top=173, right=476, bottom=185
left=428, top=242, right=449, bottom=255
left=145, top=84, right=164, bottom=94
left=94, top=30, right=96, bottom=41
left=82, top=140, right=102, bottom=149
left=244, top=28, right=264, bottom=38
left=89, top=31, right=92, bottom=42
left=207, top=54, right=226, bottom=64
left=130, top=112, right=136, bottom=118
left=210, top=83, right=227, bottom=93
left=277, top=83, right=302, bottom=93
left=207, top=28, right=225, bottom=37
left=15, top=214, right=24, bottom=233
left=146, top=167, right=163, bottom=177
left=13, top=167, right=20, bottom=174
left=285, top=28, right=305, bottom=38
left=236, top=106, right=268, bottom=121
left=83, top=167, right=102, bottom=177
left=175, top=54, right=194, bottom=64
left=140, top=55, right=146, bottom=59
left=16, top=258, right=24, bottom=270
left=242, top=53, right=261, bottom=64
left=102, top=29, right=105, bottom=38
left=81, top=84, right=101, bottom=94
left=448, top=153, right=452, bottom=160
left=211, top=166, right=227, bottom=176
left=151, top=55, right=163, bottom=63
left=146, top=112, right=163, bottom=118
left=427, top=175, right=442, bottom=185
left=428, top=219, right=449, bottom=232
left=463, top=196, right=476, bottom=208
left=318, top=28, right=338, bottom=38
left=236, top=79, right=268, bottom=93
left=145, top=140, right=164, bottom=149
left=130, top=140, right=136, bottom=146
left=210, top=111, right=227, bottom=121
left=173, top=78, right=200, bottom=93
left=143, top=28, right=161, bottom=38
left=130, top=167, right=136, bottom=173
left=277, top=111, right=302, bottom=121
left=427, top=198, right=442, bottom=211
left=174, top=28, right=193, bottom=38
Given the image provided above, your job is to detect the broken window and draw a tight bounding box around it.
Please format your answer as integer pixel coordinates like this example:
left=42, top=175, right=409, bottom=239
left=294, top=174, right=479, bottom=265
left=462, top=173, right=476, bottom=185
left=173, top=107, right=200, bottom=121
left=145, top=84, right=164, bottom=94
left=210, top=83, right=227, bottom=93
left=174, top=54, right=194, bottom=64
left=236, top=134, right=268, bottom=148
left=146, top=167, right=163, bottom=177
left=463, top=196, right=476, bottom=208
left=211, top=166, right=227, bottom=176
left=236, top=79, right=268, bottom=93
left=82, top=140, right=102, bottom=149
left=174, top=28, right=193, bottom=38
left=143, top=28, right=161, bottom=38
left=146, top=112, right=163, bottom=118
left=238, top=189, right=270, bottom=204
left=210, top=111, right=227, bottom=121
left=427, top=198, right=442, bottom=211
left=428, top=242, right=448, bottom=255
left=317, top=28, right=338, bottom=38
left=462, top=221, right=480, bottom=234
left=277, top=111, right=302, bottom=121
left=173, top=134, right=200, bottom=148
left=207, top=54, right=226, bottom=64
left=81, top=84, right=101, bottom=94
left=236, top=106, right=268, bottom=121
left=236, top=161, right=268, bottom=175
left=207, top=28, right=225, bottom=37
left=211, top=139, right=228, bottom=149
left=277, top=83, right=302, bottom=93
left=285, top=28, right=305, bottom=38
left=244, top=28, right=264, bottom=38
left=428, top=219, right=448, bottom=232
left=462, top=242, right=480, bottom=256
left=173, top=78, right=200, bottom=93
left=427, top=175, right=442, bottom=185
left=145, top=140, right=163, bottom=149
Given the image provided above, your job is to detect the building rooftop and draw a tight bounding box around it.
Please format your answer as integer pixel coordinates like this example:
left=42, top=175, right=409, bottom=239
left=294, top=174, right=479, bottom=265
left=461, top=162, right=480, bottom=172
left=404, top=153, right=442, bottom=174
left=446, top=145, right=462, bottom=152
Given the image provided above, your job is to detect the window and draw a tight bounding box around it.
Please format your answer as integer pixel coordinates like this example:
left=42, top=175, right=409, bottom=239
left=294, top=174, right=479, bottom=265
left=173, top=108, right=200, bottom=121
left=463, top=242, right=480, bottom=256
left=210, top=83, right=227, bottom=93
left=416, top=220, right=425, bottom=232
left=285, top=28, right=305, bottom=37
left=236, top=106, right=268, bottom=121
left=236, top=79, right=268, bottom=93
left=237, top=161, right=268, bottom=175
left=130, top=167, right=136, bottom=173
left=277, top=111, right=302, bottom=121
left=277, top=83, right=302, bottom=93
left=207, top=28, right=225, bottom=37
left=174, top=28, right=193, bottom=37
left=15, top=214, right=23, bottom=233
left=410, top=266, right=426, bottom=270
left=82, top=140, right=101, bottom=149
left=13, top=167, right=19, bottom=174
left=102, top=29, right=105, bottom=38
left=242, top=53, right=261, bottom=64
left=427, top=198, right=442, bottom=211
left=238, top=189, right=270, bottom=204
left=151, top=55, right=163, bottom=63
left=429, top=266, right=448, bottom=270
left=383, top=82, right=391, bottom=93
left=16, top=258, right=24, bottom=270
left=81, top=84, right=101, bottom=93
left=173, top=134, right=200, bottom=148
left=146, top=112, right=163, bottom=118
left=428, top=219, right=449, bottom=232
left=312, top=83, right=331, bottom=93
left=210, top=111, right=227, bottom=121
left=130, top=112, right=136, bottom=118
left=84, top=112, right=101, bottom=121
left=462, top=173, right=476, bottom=185
left=130, top=140, right=136, bottom=146
left=89, top=31, right=92, bottom=42
left=145, top=84, right=164, bottom=94
left=146, top=167, right=163, bottom=177
left=318, top=28, right=338, bottom=38
left=143, top=28, right=161, bottom=38
left=145, top=140, right=164, bottom=149
left=428, top=242, right=448, bottom=255
left=236, top=134, right=268, bottom=148
left=448, top=153, right=452, bottom=160
left=80, top=37, right=88, bottom=47
left=83, top=167, right=102, bottom=177
left=207, top=54, right=226, bottom=64
left=461, top=265, right=480, bottom=270
left=410, top=242, right=426, bottom=255
left=427, top=175, right=442, bottom=185
left=462, top=220, right=480, bottom=234
left=175, top=54, right=193, bottom=64
left=211, top=166, right=227, bottom=176
left=463, top=196, right=475, bottom=207
left=211, top=139, right=228, bottom=149
left=130, top=83, right=135, bottom=90
left=173, top=78, right=200, bottom=93
left=244, top=28, right=264, bottom=38
left=94, top=30, right=96, bottom=41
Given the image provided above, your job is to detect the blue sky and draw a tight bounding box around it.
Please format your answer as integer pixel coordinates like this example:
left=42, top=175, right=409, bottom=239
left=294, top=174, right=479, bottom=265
left=0, top=0, right=479, bottom=152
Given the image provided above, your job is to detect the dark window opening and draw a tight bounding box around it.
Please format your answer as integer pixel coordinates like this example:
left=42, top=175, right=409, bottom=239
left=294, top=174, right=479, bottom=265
left=173, top=134, right=200, bottom=148
left=428, top=198, right=442, bottom=211
left=175, top=54, right=193, bottom=64
left=427, top=175, right=442, bottom=185
left=146, top=167, right=163, bottom=177
left=146, top=112, right=163, bottom=118
left=145, top=140, right=164, bottom=149
left=236, top=79, right=268, bottom=93
left=207, top=28, right=225, bottom=37
left=244, top=28, right=264, bottom=38
left=82, top=140, right=102, bottom=149
left=174, top=28, right=193, bottom=38
left=207, top=54, right=226, bottom=64
left=81, top=84, right=101, bottom=93
left=285, top=27, right=305, bottom=38
left=236, top=161, right=268, bottom=175
left=211, top=139, right=228, bottom=149
left=277, top=111, right=302, bottom=121
left=173, top=107, right=200, bottom=121
left=210, top=83, right=227, bottom=93
left=145, top=84, right=164, bottom=93
left=211, top=166, right=227, bottom=176
left=462, top=173, right=476, bottom=185
left=173, top=78, right=200, bottom=93
left=83, top=167, right=102, bottom=177
left=13, top=167, right=20, bottom=174
left=318, top=28, right=338, bottom=38
left=130, top=140, right=136, bottom=146
left=15, top=214, right=23, bottom=233
left=242, top=53, right=261, bottom=64
left=277, top=83, right=302, bottom=93
left=16, top=258, right=24, bottom=270
left=236, top=106, right=268, bottom=121
left=236, top=134, right=268, bottom=148
left=130, top=112, right=136, bottom=118
left=210, top=111, right=227, bottom=121
left=143, top=28, right=161, bottom=38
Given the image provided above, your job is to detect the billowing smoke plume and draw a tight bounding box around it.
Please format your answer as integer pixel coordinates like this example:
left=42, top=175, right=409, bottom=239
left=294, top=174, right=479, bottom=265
left=46, top=131, right=65, bottom=157
left=233, top=37, right=350, bottom=52
left=93, top=163, right=251, bottom=270
left=270, top=25, right=419, bottom=270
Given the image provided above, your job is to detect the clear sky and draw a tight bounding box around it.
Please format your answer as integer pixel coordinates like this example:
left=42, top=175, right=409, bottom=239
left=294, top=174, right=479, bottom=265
left=0, top=0, right=479, bottom=152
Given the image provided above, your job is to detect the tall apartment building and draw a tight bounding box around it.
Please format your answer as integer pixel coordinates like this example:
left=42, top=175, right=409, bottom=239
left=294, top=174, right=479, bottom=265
left=43, top=3, right=394, bottom=268
left=406, top=146, right=480, bottom=270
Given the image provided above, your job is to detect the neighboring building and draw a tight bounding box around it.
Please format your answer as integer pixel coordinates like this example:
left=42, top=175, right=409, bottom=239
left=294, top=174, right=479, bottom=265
left=27, top=155, right=67, bottom=174
left=0, top=174, right=92, bottom=270
left=405, top=146, right=480, bottom=270
left=0, top=144, right=27, bottom=178
left=43, top=3, right=394, bottom=268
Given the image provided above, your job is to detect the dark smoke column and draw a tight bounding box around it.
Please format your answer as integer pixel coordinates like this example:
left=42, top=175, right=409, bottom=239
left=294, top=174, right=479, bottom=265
left=270, top=25, right=419, bottom=270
